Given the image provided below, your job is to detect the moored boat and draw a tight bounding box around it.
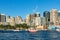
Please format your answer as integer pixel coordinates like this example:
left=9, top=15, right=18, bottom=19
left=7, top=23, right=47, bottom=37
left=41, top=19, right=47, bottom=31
left=13, top=30, right=20, bottom=31
left=56, top=29, right=60, bottom=32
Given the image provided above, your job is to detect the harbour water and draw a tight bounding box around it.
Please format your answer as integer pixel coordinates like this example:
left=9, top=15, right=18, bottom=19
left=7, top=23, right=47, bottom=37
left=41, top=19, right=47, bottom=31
left=0, top=30, right=60, bottom=40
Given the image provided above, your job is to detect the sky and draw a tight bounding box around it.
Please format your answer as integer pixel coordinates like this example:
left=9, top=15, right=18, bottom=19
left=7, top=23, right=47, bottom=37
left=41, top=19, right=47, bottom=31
left=0, top=0, right=60, bottom=19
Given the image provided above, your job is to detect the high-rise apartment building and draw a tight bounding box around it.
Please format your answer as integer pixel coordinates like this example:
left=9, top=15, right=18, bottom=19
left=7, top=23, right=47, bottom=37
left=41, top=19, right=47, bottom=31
left=0, top=14, right=6, bottom=22
left=40, top=17, right=48, bottom=29
left=58, top=11, right=60, bottom=18
left=58, top=11, right=60, bottom=24
left=34, top=12, right=41, bottom=26
left=6, top=16, right=10, bottom=23
left=43, top=11, right=50, bottom=22
left=34, top=17, right=41, bottom=26
left=6, top=16, right=15, bottom=26
left=41, top=17, right=46, bottom=26
left=26, top=14, right=35, bottom=26
left=43, top=11, right=50, bottom=27
left=26, top=12, right=40, bottom=26
left=15, top=16, right=23, bottom=24
left=50, top=9, right=58, bottom=25
left=34, top=12, right=40, bottom=17
left=10, top=17, right=15, bottom=26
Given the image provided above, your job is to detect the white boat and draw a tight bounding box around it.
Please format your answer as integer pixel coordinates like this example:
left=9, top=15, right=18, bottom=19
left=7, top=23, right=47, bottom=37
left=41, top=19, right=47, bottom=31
left=13, top=30, right=20, bottom=31
left=56, top=29, right=60, bottom=32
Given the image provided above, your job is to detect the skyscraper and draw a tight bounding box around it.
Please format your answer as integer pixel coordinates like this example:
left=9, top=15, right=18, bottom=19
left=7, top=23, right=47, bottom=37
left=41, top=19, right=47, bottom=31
left=15, top=16, right=23, bottom=24
left=10, top=17, right=15, bottom=26
left=26, top=14, right=34, bottom=26
left=6, top=16, right=15, bottom=26
left=40, top=17, right=47, bottom=29
left=6, top=16, right=10, bottom=23
left=58, top=11, right=60, bottom=18
left=26, top=12, right=40, bottom=26
left=34, top=12, right=40, bottom=17
left=43, top=11, right=50, bottom=22
left=58, top=11, right=60, bottom=24
left=0, top=14, right=6, bottom=22
left=50, top=9, right=58, bottom=25
left=41, top=17, right=46, bottom=26
left=34, top=12, right=41, bottom=26
left=43, top=11, right=50, bottom=27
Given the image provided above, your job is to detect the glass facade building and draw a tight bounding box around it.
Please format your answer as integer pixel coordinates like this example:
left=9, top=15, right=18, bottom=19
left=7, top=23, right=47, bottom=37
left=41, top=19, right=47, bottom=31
left=43, top=11, right=50, bottom=22
left=43, top=11, right=50, bottom=27
left=58, top=11, right=60, bottom=18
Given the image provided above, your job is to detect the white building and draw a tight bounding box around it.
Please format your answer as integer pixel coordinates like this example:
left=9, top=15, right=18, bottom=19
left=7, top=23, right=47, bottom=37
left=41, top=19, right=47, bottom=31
left=6, top=16, right=15, bottom=26
left=15, top=16, right=23, bottom=24
left=34, top=17, right=41, bottom=26
left=50, top=9, right=58, bottom=25
left=32, top=12, right=41, bottom=26
left=10, top=17, right=15, bottom=26
left=40, top=17, right=46, bottom=26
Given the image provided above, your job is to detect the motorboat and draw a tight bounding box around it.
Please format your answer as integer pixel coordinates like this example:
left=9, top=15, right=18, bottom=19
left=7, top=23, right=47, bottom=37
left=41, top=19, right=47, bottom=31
left=28, top=28, right=37, bottom=32
left=56, top=29, right=60, bottom=32
left=13, top=30, right=20, bottom=31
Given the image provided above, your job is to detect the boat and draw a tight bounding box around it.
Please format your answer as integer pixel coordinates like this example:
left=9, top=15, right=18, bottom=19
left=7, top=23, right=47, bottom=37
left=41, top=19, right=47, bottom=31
left=56, top=29, right=60, bottom=32
left=28, top=28, right=37, bottom=32
left=55, top=26, right=60, bottom=32
left=13, top=30, right=20, bottom=31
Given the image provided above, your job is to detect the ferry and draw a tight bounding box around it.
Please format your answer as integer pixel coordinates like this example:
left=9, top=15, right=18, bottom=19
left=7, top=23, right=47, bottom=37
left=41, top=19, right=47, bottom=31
left=28, top=28, right=37, bottom=32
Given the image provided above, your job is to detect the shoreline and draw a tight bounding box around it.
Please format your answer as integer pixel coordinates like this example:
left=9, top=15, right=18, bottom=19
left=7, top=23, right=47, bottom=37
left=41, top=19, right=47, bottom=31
left=0, top=29, right=59, bottom=32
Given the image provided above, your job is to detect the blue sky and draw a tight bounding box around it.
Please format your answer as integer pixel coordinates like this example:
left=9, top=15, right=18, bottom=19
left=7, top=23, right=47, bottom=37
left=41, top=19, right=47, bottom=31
left=0, top=0, right=60, bottom=19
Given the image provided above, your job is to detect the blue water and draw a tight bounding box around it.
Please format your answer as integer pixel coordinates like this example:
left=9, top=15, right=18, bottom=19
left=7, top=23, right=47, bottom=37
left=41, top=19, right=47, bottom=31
left=0, top=30, right=60, bottom=40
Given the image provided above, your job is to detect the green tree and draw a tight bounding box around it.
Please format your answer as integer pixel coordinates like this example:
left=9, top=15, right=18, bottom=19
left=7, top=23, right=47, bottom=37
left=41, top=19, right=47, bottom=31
left=5, top=25, right=11, bottom=29
left=22, top=23, right=29, bottom=29
left=0, top=24, right=4, bottom=29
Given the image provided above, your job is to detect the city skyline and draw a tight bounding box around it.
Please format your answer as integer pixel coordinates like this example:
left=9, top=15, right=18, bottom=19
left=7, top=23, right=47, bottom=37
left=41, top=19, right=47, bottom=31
left=0, top=8, right=60, bottom=31
left=0, top=0, right=60, bottom=19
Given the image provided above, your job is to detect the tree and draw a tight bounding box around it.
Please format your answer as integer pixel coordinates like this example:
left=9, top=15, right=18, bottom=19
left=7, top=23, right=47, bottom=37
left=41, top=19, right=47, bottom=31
left=0, top=24, right=4, bottom=29
left=5, top=25, right=11, bottom=29
left=22, top=23, right=29, bottom=29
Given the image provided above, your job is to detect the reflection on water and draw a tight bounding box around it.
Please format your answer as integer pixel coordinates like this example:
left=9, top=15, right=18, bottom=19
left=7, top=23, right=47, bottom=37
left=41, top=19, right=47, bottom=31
left=0, top=30, right=60, bottom=40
